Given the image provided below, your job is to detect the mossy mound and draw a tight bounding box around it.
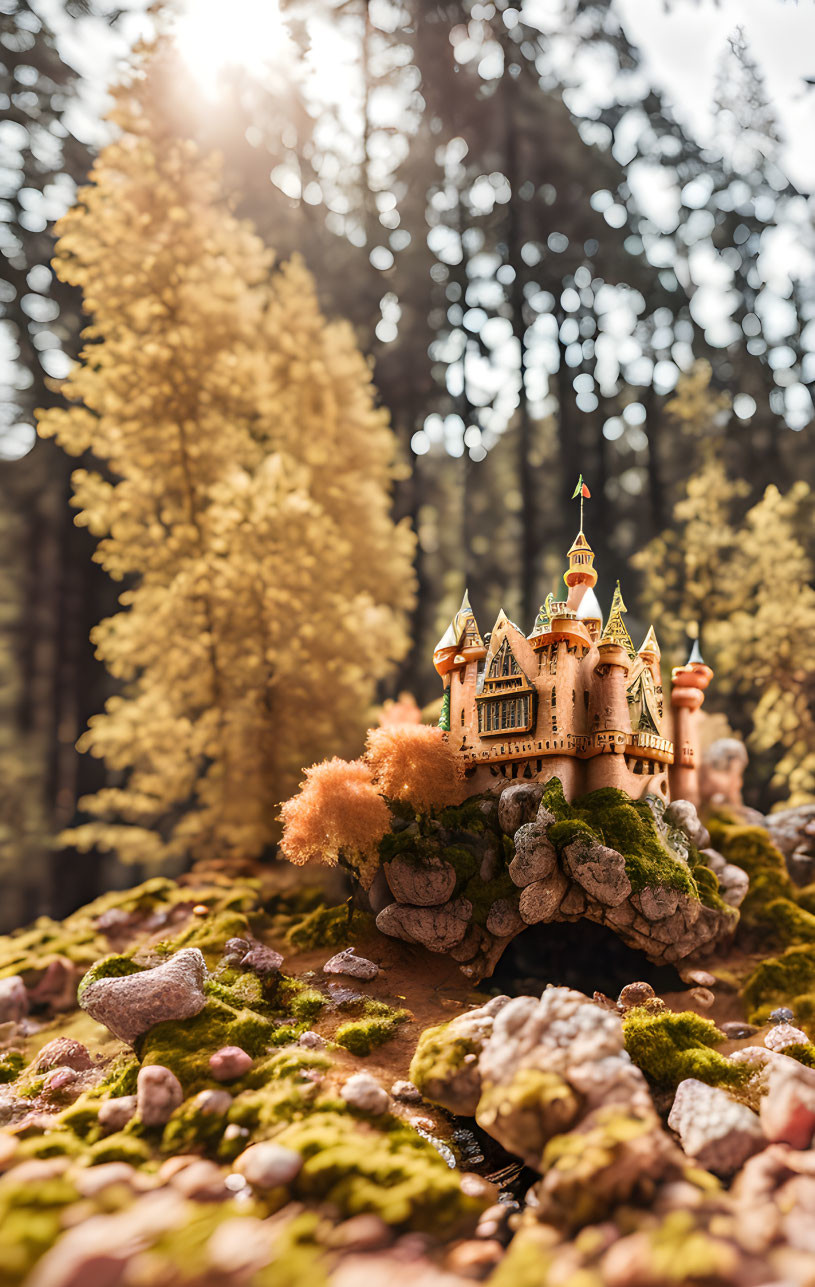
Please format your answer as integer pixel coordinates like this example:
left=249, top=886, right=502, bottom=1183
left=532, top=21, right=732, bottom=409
left=543, top=780, right=723, bottom=908
left=275, top=1108, right=485, bottom=1234
left=707, top=814, right=797, bottom=935
left=622, top=1005, right=750, bottom=1093
left=334, top=999, right=409, bottom=1056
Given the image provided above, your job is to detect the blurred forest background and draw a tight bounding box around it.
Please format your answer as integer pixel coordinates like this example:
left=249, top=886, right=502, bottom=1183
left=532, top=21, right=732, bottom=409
left=1, top=0, right=814, bottom=929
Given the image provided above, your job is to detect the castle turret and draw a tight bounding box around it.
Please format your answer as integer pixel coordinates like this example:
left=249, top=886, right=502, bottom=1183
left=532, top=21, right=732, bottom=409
left=564, top=529, right=598, bottom=613
left=669, top=639, right=714, bottom=805
left=586, top=582, right=634, bottom=790
left=434, top=591, right=487, bottom=735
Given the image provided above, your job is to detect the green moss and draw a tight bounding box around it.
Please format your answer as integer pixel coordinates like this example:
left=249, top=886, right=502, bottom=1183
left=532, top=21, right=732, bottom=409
left=540, top=1110, right=655, bottom=1229
left=486, top=1229, right=554, bottom=1287
left=409, top=1021, right=479, bottom=1100
left=155, top=910, right=253, bottom=961
left=707, top=815, right=795, bottom=932
left=463, top=868, right=519, bottom=927
left=15, top=1132, right=83, bottom=1161
left=77, top=953, right=142, bottom=1002
left=251, top=1212, right=330, bottom=1287
left=647, top=1210, right=738, bottom=1282
left=287, top=905, right=373, bottom=951
left=0, top=1051, right=24, bottom=1084
left=276, top=1108, right=485, bottom=1234
left=742, top=941, right=815, bottom=1026
left=543, top=780, right=708, bottom=901
left=334, top=1000, right=409, bottom=1056
left=782, top=1042, right=815, bottom=1068
left=622, top=1006, right=749, bottom=1091
left=436, top=796, right=490, bottom=834
left=87, top=1131, right=152, bottom=1166
left=160, top=1093, right=231, bottom=1155
left=0, top=1174, right=79, bottom=1287
left=137, top=997, right=278, bottom=1094
left=56, top=1095, right=102, bottom=1141
left=93, top=1053, right=140, bottom=1099
left=275, top=977, right=326, bottom=1022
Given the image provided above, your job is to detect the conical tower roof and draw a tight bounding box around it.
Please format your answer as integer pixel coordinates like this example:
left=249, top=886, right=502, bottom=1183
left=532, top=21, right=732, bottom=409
left=531, top=591, right=555, bottom=635
left=576, top=585, right=603, bottom=622
left=638, top=624, right=660, bottom=658
left=687, top=638, right=704, bottom=665
left=567, top=529, right=593, bottom=556
left=599, top=581, right=636, bottom=658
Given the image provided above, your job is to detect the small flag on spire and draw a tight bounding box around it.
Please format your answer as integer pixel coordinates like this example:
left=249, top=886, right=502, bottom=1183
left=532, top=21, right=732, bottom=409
left=571, top=474, right=591, bottom=500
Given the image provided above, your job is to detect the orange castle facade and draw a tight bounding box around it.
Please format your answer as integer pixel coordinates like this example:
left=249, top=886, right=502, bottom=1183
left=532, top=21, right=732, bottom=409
left=434, top=527, right=712, bottom=805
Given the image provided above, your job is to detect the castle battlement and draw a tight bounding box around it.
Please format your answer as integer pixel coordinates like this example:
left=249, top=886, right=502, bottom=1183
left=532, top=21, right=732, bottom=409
left=434, top=494, right=712, bottom=805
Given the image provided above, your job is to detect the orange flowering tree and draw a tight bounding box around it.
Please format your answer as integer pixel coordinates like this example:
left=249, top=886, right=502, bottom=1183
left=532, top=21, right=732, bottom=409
left=279, top=724, right=467, bottom=887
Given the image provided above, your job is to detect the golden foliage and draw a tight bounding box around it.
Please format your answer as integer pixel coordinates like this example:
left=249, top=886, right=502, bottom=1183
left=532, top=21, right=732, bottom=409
left=637, top=369, right=815, bottom=804
left=36, top=43, right=415, bottom=866
left=365, top=724, right=467, bottom=812
left=278, top=758, right=390, bottom=888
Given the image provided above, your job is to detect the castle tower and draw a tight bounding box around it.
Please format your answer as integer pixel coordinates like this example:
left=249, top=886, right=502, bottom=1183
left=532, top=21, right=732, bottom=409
left=433, top=591, right=487, bottom=734
left=669, top=640, right=714, bottom=805
left=586, top=582, right=634, bottom=790
left=564, top=530, right=598, bottom=614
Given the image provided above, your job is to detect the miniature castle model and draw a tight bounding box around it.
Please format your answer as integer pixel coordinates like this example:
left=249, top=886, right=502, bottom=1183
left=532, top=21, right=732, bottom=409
left=434, top=490, right=712, bottom=805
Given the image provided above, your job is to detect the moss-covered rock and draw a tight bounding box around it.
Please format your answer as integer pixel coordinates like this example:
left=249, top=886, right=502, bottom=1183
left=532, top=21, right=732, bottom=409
left=76, top=953, right=143, bottom=1003
left=0, top=1172, right=79, bottom=1287
left=334, top=1000, right=409, bottom=1056
left=622, top=1005, right=750, bottom=1092
left=275, top=1108, right=486, bottom=1234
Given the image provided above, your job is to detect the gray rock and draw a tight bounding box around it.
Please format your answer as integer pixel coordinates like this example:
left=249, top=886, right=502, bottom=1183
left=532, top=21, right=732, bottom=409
left=240, top=943, right=283, bottom=977
left=497, top=781, right=544, bottom=836
left=518, top=869, right=569, bottom=925
left=411, top=996, right=511, bottom=1115
left=79, top=948, right=208, bottom=1045
left=617, top=981, right=655, bottom=1010
left=485, top=898, right=526, bottom=937
left=136, top=1064, right=183, bottom=1127
left=0, top=975, right=28, bottom=1023
left=391, top=1079, right=422, bottom=1103
left=764, top=1022, right=809, bottom=1052
left=376, top=899, right=472, bottom=952
left=97, top=1095, right=137, bottom=1134
left=340, top=1072, right=390, bottom=1115
left=508, top=821, right=558, bottom=887
left=384, top=854, right=457, bottom=907
left=633, top=886, right=680, bottom=921
left=719, top=862, right=749, bottom=908
left=664, top=799, right=711, bottom=850
left=562, top=836, right=631, bottom=906
left=235, top=1141, right=303, bottom=1189
left=323, top=948, right=379, bottom=980
left=298, top=1030, right=326, bottom=1049
left=34, top=1038, right=93, bottom=1073
left=668, top=1078, right=764, bottom=1176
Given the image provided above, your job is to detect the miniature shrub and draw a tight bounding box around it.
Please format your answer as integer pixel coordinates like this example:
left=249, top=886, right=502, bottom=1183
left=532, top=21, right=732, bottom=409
left=279, top=758, right=390, bottom=888
left=334, top=1000, right=409, bottom=1056
left=365, top=724, right=468, bottom=812
left=742, top=942, right=815, bottom=1028
left=622, top=1006, right=749, bottom=1091
left=275, top=1108, right=485, bottom=1233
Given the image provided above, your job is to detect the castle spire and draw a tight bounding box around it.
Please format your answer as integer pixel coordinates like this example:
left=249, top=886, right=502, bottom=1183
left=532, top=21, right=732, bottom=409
left=687, top=638, right=704, bottom=665
left=531, top=591, right=555, bottom=636
left=600, top=581, right=636, bottom=658
left=564, top=479, right=598, bottom=613
left=638, top=624, right=660, bottom=660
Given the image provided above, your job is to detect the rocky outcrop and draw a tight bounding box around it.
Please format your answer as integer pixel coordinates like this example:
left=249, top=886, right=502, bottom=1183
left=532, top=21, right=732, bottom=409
left=376, top=784, right=741, bottom=979
left=78, top=948, right=208, bottom=1044
left=668, top=1078, right=765, bottom=1176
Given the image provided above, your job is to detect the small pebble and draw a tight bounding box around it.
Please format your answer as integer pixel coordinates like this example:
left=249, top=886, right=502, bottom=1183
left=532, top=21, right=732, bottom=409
left=298, top=1030, right=326, bottom=1049
left=209, top=1046, right=253, bottom=1082
left=770, top=1007, right=795, bottom=1025
left=170, top=1158, right=229, bottom=1201
left=719, top=1021, right=759, bottom=1039
left=765, top=1022, right=809, bottom=1052
left=687, top=987, right=715, bottom=1011
left=223, top=1123, right=249, bottom=1141
left=446, top=1238, right=503, bottom=1277
left=224, top=1173, right=247, bottom=1192
left=137, top=1064, right=184, bottom=1126
left=223, top=937, right=252, bottom=965
left=98, top=1095, right=138, bottom=1133
left=192, top=904, right=210, bottom=917
left=391, top=1079, right=422, bottom=1103
left=234, top=1141, right=303, bottom=1189
left=42, top=1067, right=80, bottom=1100
left=322, top=948, right=379, bottom=980
left=193, top=1089, right=232, bottom=1116
left=241, top=943, right=284, bottom=977
left=34, top=1038, right=93, bottom=1073
left=617, top=981, right=655, bottom=1010
left=460, top=1173, right=498, bottom=1202
left=340, top=1072, right=390, bottom=1115
left=329, top=1214, right=393, bottom=1252
left=680, top=969, right=716, bottom=988
left=74, top=1162, right=141, bottom=1197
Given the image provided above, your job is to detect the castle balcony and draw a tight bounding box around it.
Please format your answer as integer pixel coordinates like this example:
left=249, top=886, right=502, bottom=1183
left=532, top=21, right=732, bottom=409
left=529, top=619, right=592, bottom=654
left=624, top=731, right=674, bottom=766
left=457, top=730, right=589, bottom=768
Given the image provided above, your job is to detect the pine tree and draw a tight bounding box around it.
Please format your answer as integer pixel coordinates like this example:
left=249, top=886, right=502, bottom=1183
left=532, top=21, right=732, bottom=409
left=37, top=43, right=416, bottom=867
